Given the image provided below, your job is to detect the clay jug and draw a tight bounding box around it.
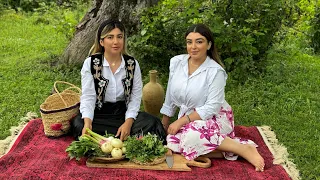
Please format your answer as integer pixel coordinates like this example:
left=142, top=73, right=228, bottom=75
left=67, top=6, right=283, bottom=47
left=142, top=70, right=164, bottom=116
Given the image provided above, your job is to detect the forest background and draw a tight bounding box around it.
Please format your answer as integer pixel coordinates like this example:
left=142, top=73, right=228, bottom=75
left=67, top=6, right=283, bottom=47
left=0, top=0, right=319, bottom=179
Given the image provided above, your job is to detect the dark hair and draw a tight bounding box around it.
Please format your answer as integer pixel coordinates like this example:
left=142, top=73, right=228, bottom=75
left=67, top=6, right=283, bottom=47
left=89, top=19, right=128, bottom=55
left=185, top=24, right=224, bottom=68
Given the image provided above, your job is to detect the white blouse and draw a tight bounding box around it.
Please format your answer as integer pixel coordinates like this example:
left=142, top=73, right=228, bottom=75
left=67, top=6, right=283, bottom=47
left=160, top=54, right=227, bottom=120
left=80, top=55, right=142, bottom=121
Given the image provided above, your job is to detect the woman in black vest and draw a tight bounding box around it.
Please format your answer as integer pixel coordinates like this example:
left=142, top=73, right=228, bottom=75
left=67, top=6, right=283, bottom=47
left=71, top=19, right=166, bottom=141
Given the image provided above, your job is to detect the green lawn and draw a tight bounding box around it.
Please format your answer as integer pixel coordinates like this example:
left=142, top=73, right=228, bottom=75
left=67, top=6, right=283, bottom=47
left=0, top=10, right=319, bottom=180
left=226, top=50, right=320, bottom=179
left=0, top=11, right=80, bottom=139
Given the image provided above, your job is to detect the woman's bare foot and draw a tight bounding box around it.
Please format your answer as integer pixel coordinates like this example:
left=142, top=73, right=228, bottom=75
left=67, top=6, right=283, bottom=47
left=216, top=137, right=265, bottom=171
left=240, top=144, right=265, bottom=172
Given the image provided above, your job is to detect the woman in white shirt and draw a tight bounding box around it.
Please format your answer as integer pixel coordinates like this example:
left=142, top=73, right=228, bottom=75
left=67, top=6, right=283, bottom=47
left=71, top=20, right=166, bottom=142
left=160, top=24, right=265, bottom=171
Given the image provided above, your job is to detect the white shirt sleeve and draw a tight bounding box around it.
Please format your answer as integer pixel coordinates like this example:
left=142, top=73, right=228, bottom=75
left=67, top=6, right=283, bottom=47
left=79, top=58, right=96, bottom=121
left=160, top=57, right=178, bottom=117
left=125, top=60, right=142, bottom=120
left=195, top=70, right=226, bottom=120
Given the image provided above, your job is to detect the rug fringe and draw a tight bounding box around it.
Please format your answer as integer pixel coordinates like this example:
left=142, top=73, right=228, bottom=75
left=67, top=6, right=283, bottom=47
left=257, top=126, right=300, bottom=180
left=0, top=112, right=38, bottom=158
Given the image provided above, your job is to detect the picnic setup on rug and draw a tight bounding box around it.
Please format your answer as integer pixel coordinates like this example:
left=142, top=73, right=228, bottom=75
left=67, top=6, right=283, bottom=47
left=0, top=80, right=299, bottom=179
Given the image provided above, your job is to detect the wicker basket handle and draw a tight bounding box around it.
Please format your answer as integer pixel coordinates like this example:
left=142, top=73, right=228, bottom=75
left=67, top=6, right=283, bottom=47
left=64, top=86, right=82, bottom=95
left=54, top=81, right=81, bottom=108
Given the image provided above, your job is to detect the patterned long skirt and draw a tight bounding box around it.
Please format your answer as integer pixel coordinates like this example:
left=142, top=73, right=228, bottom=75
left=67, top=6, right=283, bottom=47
left=166, top=102, right=256, bottom=160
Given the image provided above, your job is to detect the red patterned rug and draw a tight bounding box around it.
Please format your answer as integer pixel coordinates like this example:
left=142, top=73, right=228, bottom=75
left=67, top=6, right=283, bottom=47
left=0, top=119, right=292, bottom=179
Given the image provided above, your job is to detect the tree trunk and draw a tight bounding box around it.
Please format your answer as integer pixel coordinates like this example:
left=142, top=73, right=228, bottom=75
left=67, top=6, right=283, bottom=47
left=60, top=0, right=158, bottom=65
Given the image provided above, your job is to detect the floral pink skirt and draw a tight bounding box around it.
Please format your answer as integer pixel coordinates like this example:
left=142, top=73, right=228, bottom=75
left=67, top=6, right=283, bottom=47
left=167, top=102, right=256, bottom=160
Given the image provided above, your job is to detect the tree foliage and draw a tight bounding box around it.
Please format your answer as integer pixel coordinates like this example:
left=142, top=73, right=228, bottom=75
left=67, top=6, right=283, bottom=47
left=277, top=0, right=319, bottom=55
left=0, top=0, right=87, bottom=12
left=128, top=0, right=296, bottom=82
left=311, top=2, right=320, bottom=54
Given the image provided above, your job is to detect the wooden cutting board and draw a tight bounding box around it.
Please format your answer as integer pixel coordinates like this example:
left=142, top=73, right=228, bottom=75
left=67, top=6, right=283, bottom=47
left=86, top=153, right=211, bottom=171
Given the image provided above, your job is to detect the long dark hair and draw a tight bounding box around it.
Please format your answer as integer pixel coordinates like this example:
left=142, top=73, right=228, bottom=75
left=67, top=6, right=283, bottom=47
left=185, top=24, right=224, bottom=68
left=89, top=19, right=128, bottom=55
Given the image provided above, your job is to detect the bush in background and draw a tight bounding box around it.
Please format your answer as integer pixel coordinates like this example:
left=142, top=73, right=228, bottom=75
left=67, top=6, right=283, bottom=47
left=31, top=2, right=88, bottom=40
left=311, top=5, right=320, bottom=54
left=0, top=0, right=89, bottom=40
left=128, top=0, right=295, bottom=82
left=272, top=0, right=319, bottom=55
left=0, top=0, right=87, bottom=12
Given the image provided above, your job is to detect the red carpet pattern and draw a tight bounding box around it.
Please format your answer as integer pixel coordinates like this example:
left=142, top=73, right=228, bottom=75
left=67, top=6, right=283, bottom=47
left=0, top=119, right=290, bottom=180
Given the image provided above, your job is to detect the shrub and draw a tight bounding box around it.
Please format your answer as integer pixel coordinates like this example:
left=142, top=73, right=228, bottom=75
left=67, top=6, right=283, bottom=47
left=0, top=0, right=87, bottom=12
left=30, top=1, right=88, bottom=40
left=275, top=0, right=319, bottom=55
left=128, top=0, right=295, bottom=82
left=311, top=6, right=320, bottom=54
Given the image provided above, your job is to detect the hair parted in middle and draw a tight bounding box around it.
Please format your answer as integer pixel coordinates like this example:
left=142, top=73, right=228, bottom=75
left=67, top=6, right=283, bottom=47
left=185, top=24, right=224, bottom=68
left=89, top=19, right=128, bottom=56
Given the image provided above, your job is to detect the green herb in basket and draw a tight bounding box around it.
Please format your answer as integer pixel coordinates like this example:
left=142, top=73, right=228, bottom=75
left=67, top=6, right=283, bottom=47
left=124, top=133, right=167, bottom=163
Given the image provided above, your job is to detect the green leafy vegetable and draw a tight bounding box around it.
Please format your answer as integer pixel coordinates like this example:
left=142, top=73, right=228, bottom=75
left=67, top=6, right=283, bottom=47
left=65, top=136, right=104, bottom=161
left=124, top=133, right=167, bottom=163
left=85, top=128, right=111, bottom=145
left=65, top=129, right=124, bottom=161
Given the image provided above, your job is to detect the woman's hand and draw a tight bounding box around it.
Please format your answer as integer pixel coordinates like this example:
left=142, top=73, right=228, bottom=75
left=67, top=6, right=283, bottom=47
left=162, top=115, right=170, bottom=132
left=167, top=117, right=188, bottom=135
left=116, top=118, right=134, bottom=141
left=81, top=118, right=92, bottom=136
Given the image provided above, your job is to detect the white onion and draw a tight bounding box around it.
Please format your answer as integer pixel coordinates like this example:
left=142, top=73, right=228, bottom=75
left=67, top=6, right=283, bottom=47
left=121, top=146, right=126, bottom=154
left=111, top=138, right=123, bottom=148
left=107, top=136, right=114, bottom=141
left=101, top=142, right=113, bottom=154
left=111, top=148, right=123, bottom=158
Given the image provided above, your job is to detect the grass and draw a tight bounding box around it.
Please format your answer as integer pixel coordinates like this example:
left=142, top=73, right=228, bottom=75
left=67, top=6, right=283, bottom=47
left=0, top=9, right=319, bottom=180
left=226, top=49, right=320, bottom=179
left=0, top=10, right=80, bottom=139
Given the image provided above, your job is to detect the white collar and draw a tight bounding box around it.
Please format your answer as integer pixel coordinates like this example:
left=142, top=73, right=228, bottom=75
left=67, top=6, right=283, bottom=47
left=102, top=55, right=125, bottom=69
left=181, top=54, right=224, bottom=69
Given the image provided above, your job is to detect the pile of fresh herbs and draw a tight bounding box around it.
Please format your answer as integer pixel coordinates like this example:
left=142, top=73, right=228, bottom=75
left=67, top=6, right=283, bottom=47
left=66, top=136, right=105, bottom=161
left=124, top=133, right=167, bottom=163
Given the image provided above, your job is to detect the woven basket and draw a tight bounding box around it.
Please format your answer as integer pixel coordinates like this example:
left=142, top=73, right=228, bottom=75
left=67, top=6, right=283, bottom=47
left=40, top=81, right=81, bottom=137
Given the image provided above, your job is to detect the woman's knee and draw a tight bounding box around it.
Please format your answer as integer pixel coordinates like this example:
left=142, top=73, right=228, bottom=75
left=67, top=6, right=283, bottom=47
left=179, top=129, right=210, bottom=148
left=132, top=112, right=166, bottom=138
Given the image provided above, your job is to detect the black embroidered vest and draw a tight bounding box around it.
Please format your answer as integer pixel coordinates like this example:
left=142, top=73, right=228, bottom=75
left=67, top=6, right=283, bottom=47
left=90, top=54, right=136, bottom=109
